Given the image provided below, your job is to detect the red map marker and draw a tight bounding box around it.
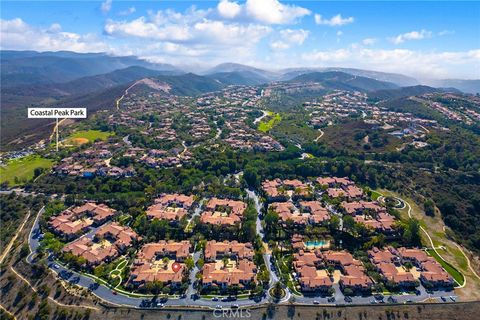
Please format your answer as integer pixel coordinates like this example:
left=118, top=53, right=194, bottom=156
left=172, top=262, right=181, bottom=273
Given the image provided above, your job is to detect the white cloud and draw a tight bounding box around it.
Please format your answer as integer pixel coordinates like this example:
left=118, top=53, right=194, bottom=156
left=315, top=14, right=354, bottom=26
left=438, top=30, right=455, bottom=36
left=245, top=0, right=310, bottom=24
left=280, top=29, right=308, bottom=44
left=270, top=29, right=308, bottom=50
left=217, top=0, right=241, bottom=19
left=101, top=0, right=112, bottom=14
left=301, top=47, right=480, bottom=79
left=362, top=38, right=377, bottom=45
left=0, top=18, right=110, bottom=52
left=336, top=31, right=343, bottom=37
left=119, top=7, right=136, bottom=16
left=389, top=29, right=432, bottom=44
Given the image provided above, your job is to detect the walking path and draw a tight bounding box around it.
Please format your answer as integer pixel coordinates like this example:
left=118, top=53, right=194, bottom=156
left=0, top=210, right=30, bottom=264
left=378, top=191, right=466, bottom=288
left=314, top=128, right=324, bottom=142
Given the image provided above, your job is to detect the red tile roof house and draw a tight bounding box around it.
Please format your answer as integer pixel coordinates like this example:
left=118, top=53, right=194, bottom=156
left=95, top=222, right=142, bottom=252
left=204, top=240, right=254, bottom=262
left=316, top=177, right=354, bottom=188
left=261, top=179, right=288, bottom=202
left=62, top=223, right=140, bottom=268
left=63, top=237, right=118, bottom=267
left=146, top=193, right=196, bottom=223
left=71, top=202, right=117, bottom=226
left=128, top=241, right=191, bottom=288
left=323, top=251, right=373, bottom=293
left=269, top=201, right=309, bottom=226
left=200, top=198, right=247, bottom=226
left=49, top=203, right=117, bottom=240
left=395, top=248, right=454, bottom=288
left=368, top=247, right=418, bottom=288
left=201, top=240, right=257, bottom=290
left=293, top=250, right=333, bottom=292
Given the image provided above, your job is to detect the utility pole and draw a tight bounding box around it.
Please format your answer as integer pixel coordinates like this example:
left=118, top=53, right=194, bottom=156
left=56, top=117, right=59, bottom=152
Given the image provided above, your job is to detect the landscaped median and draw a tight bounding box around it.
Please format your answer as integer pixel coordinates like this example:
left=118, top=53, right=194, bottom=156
left=81, top=272, right=180, bottom=299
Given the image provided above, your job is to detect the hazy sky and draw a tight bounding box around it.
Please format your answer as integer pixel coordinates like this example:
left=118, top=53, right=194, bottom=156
left=1, top=1, right=479, bottom=79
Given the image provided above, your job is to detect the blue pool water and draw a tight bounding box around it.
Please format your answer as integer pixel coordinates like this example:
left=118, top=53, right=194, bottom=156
left=305, top=240, right=328, bottom=247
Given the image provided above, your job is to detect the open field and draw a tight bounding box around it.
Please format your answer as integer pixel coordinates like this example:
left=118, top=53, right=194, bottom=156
left=0, top=155, right=54, bottom=186
left=62, top=130, right=114, bottom=146
left=258, top=112, right=282, bottom=132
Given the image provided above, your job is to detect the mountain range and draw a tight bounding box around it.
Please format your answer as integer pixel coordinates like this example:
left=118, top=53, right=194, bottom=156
left=1, top=50, right=478, bottom=150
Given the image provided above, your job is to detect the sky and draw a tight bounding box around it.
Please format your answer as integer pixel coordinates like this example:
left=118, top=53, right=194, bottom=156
left=1, top=0, right=479, bottom=80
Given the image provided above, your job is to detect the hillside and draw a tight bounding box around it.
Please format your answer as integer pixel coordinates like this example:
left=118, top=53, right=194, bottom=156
left=0, top=50, right=179, bottom=87
left=1, top=66, right=173, bottom=101
left=370, top=85, right=442, bottom=100
left=291, top=71, right=399, bottom=92
left=206, top=71, right=270, bottom=85
left=281, top=67, right=418, bottom=86
left=205, top=63, right=279, bottom=80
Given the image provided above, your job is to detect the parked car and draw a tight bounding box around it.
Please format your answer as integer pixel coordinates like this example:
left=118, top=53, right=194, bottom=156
left=211, top=297, right=219, bottom=301
left=313, top=300, right=320, bottom=305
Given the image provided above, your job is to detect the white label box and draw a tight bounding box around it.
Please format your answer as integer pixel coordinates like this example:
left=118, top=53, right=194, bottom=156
left=28, top=108, right=87, bottom=119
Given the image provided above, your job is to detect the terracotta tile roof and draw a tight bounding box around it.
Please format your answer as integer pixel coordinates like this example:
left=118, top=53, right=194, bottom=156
left=145, top=193, right=194, bottom=221
left=204, top=241, right=254, bottom=261
left=129, top=241, right=191, bottom=285
left=297, top=265, right=333, bottom=289
left=49, top=203, right=116, bottom=236
left=200, top=198, right=247, bottom=226
left=63, top=237, right=118, bottom=265
left=202, top=259, right=256, bottom=287
left=96, top=222, right=141, bottom=247
left=137, top=241, right=191, bottom=261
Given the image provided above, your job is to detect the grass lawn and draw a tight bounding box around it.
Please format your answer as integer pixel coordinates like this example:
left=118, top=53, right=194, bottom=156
left=370, top=190, right=382, bottom=200
left=63, top=130, right=114, bottom=146
left=426, top=249, right=465, bottom=286
left=0, top=155, right=54, bottom=186
left=258, top=113, right=282, bottom=132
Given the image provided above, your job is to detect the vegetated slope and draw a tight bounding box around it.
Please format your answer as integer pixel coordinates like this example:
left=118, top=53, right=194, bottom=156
left=426, top=79, right=480, bottom=94
left=207, top=71, right=270, bottom=85
left=206, top=62, right=279, bottom=80
left=369, top=85, right=442, bottom=100
left=290, top=71, right=399, bottom=92
left=2, top=66, right=173, bottom=102
left=1, top=84, right=127, bottom=151
left=149, top=73, right=226, bottom=96
left=280, top=67, right=418, bottom=87
left=0, top=50, right=179, bottom=87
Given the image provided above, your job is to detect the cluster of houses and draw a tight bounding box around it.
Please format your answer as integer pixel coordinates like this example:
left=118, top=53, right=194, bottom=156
left=200, top=198, right=247, bottom=226
left=341, top=201, right=396, bottom=234
left=53, top=141, right=135, bottom=178
left=146, top=193, right=196, bottom=222
left=49, top=202, right=117, bottom=240
left=63, top=222, right=140, bottom=266
left=202, top=241, right=257, bottom=289
left=223, top=117, right=284, bottom=152
left=293, top=249, right=372, bottom=294
left=263, top=178, right=329, bottom=227
left=129, top=241, right=191, bottom=287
